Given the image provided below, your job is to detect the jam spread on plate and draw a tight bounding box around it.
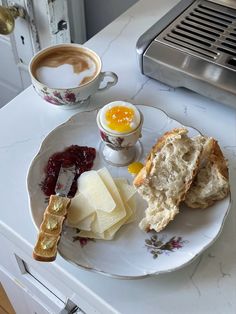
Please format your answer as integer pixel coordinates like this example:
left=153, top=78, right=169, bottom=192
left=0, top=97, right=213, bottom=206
left=41, top=145, right=96, bottom=198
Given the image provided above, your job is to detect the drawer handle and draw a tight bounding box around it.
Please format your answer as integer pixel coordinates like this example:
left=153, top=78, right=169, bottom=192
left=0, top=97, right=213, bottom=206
left=60, top=299, right=83, bottom=314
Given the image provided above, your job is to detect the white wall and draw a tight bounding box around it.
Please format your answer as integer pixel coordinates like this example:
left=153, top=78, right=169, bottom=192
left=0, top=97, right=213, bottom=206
left=0, top=0, right=137, bottom=107
left=84, top=0, right=138, bottom=39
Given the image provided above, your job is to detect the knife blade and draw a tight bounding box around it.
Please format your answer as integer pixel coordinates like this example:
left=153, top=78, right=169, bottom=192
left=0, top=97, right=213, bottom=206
left=33, top=165, right=76, bottom=262
left=55, top=165, right=76, bottom=197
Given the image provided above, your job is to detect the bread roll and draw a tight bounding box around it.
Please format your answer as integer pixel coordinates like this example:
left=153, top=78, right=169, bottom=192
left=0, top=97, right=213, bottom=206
left=134, top=128, right=202, bottom=232
left=184, top=137, right=229, bottom=208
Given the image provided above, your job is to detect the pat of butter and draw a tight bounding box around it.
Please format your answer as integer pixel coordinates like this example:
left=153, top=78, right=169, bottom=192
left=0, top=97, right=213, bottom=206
left=78, top=170, right=116, bottom=213
left=46, top=217, right=58, bottom=231
left=41, top=237, right=56, bottom=250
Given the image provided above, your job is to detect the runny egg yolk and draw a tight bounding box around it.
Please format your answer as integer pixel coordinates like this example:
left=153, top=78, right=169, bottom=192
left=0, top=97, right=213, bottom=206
left=105, top=106, right=135, bottom=132
left=128, top=162, right=143, bottom=175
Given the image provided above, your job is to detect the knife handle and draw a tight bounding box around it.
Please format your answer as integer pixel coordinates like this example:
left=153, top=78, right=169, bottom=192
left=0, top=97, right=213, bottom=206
left=46, top=195, right=71, bottom=216
left=33, top=195, right=71, bottom=262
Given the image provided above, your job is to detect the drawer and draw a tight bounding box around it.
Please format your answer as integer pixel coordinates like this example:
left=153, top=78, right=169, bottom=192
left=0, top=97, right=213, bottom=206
left=0, top=231, right=83, bottom=313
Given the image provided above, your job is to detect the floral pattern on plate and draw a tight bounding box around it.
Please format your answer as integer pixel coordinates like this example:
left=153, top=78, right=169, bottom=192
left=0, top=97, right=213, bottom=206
left=73, top=235, right=95, bottom=247
left=145, top=234, right=188, bottom=259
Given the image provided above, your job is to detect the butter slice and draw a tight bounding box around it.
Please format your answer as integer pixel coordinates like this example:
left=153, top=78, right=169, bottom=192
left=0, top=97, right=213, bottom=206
left=67, top=193, right=95, bottom=225
left=78, top=170, right=116, bottom=212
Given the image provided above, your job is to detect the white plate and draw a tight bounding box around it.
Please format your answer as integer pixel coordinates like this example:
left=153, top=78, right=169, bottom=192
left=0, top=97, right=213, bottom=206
left=27, top=105, right=231, bottom=279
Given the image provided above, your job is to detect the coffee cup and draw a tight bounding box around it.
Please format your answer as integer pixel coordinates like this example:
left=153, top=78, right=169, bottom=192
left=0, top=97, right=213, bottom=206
left=29, top=43, right=118, bottom=109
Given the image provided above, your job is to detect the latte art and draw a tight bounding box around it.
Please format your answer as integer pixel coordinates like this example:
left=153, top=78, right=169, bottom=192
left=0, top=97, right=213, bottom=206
left=36, top=62, right=96, bottom=89
left=32, top=48, right=99, bottom=89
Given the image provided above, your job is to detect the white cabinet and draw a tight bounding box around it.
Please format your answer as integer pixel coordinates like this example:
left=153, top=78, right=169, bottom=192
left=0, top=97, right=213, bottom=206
left=0, top=227, right=82, bottom=314
left=0, top=267, right=52, bottom=314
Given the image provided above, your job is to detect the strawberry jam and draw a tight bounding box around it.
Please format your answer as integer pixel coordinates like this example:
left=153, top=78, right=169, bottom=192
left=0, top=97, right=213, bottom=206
left=41, top=145, right=96, bottom=198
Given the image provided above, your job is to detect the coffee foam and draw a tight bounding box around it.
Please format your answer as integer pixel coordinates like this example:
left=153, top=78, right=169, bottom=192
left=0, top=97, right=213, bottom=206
left=32, top=47, right=99, bottom=89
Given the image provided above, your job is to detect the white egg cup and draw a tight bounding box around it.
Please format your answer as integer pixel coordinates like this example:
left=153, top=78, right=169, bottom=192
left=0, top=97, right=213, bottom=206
left=96, top=108, right=143, bottom=166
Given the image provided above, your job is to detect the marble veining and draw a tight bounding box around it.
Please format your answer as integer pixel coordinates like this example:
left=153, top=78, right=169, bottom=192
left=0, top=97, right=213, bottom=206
left=189, top=256, right=203, bottom=297
left=0, top=0, right=235, bottom=313
left=101, top=15, right=134, bottom=59
left=0, top=138, right=33, bottom=151
left=130, top=77, right=150, bottom=100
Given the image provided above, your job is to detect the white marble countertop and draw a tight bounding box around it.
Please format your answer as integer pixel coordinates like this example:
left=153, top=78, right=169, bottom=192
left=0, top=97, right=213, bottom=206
left=1, top=0, right=236, bottom=313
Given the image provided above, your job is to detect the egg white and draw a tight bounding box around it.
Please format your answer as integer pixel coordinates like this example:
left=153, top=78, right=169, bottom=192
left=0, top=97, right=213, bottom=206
left=99, top=101, right=140, bottom=133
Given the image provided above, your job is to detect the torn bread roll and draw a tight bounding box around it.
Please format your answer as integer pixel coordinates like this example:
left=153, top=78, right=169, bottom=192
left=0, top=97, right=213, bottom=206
left=134, top=128, right=230, bottom=233
left=184, top=136, right=229, bottom=208
left=134, top=128, right=203, bottom=232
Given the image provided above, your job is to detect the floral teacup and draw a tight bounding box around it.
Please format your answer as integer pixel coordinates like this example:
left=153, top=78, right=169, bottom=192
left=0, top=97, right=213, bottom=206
left=29, top=43, right=118, bottom=109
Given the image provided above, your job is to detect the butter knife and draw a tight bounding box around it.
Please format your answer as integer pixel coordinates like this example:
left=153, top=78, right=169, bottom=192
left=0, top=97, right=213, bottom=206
left=33, top=165, right=76, bottom=262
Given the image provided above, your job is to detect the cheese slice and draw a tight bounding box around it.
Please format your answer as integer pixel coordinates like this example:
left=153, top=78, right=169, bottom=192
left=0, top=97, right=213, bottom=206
left=69, top=168, right=137, bottom=240
left=114, top=178, right=136, bottom=202
left=78, top=203, right=133, bottom=240
left=78, top=170, right=116, bottom=212
left=92, top=168, right=126, bottom=233
left=104, top=203, right=132, bottom=240
left=78, top=230, right=105, bottom=239
left=76, top=213, right=96, bottom=231
left=92, top=207, right=126, bottom=233
left=97, top=168, right=126, bottom=208
left=113, top=179, right=137, bottom=225
left=113, top=177, right=128, bottom=185
left=67, top=193, right=95, bottom=225
left=103, top=181, right=136, bottom=240
left=80, top=202, right=134, bottom=240
left=125, top=196, right=136, bottom=224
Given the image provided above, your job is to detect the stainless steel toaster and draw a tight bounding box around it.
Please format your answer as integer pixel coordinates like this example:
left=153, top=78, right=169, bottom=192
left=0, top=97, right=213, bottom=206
left=137, top=0, right=236, bottom=108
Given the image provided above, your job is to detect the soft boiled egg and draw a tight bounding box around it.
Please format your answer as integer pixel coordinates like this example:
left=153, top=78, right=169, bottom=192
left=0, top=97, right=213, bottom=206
left=99, top=101, right=141, bottom=133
